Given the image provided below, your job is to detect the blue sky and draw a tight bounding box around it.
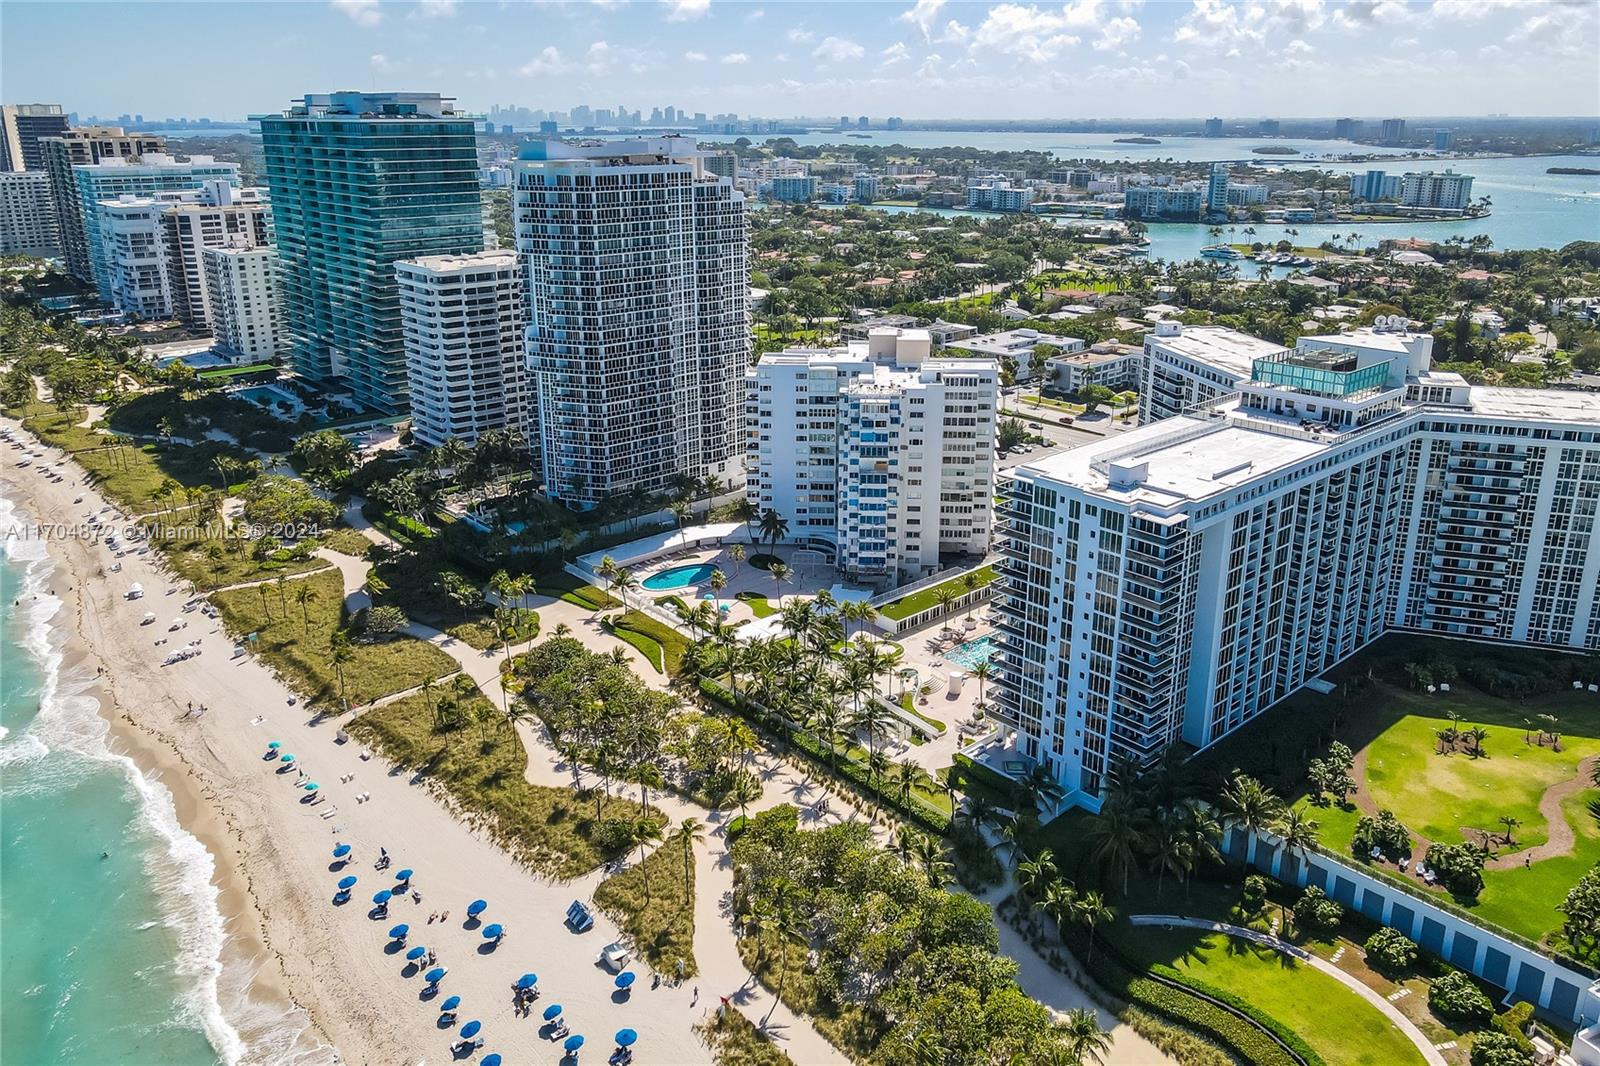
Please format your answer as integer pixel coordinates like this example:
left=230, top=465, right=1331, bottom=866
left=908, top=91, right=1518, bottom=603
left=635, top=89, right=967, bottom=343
left=3, top=1, right=1596, bottom=121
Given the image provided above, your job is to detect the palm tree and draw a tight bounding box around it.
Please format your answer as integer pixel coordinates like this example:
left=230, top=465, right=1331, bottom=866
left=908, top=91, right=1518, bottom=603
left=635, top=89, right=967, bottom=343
left=933, top=584, right=959, bottom=632
left=294, top=583, right=318, bottom=635
left=328, top=632, right=355, bottom=709
left=1074, top=890, right=1112, bottom=967
left=1020, top=763, right=1067, bottom=819
left=633, top=818, right=664, bottom=901
left=634, top=762, right=665, bottom=816
left=1499, top=815, right=1521, bottom=847
left=1060, top=1007, right=1112, bottom=1066
left=1275, top=807, right=1320, bottom=867
left=1038, top=877, right=1077, bottom=938
left=727, top=542, right=746, bottom=579
left=612, top=567, right=640, bottom=605
left=1086, top=792, right=1148, bottom=894
left=1217, top=772, right=1284, bottom=867
left=676, top=818, right=704, bottom=902
left=970, top=660, right=991, bottom=709
left=758, top=508, right=789, bottom=554
left=913, top=834, right=954, bottom=886
left=420, top=675, right=440, bottom=730
left=768, top=561, right=791, bottom=608
left=1017, top=847, right=1058, bottom=903
left=893, top=758, right=934, bottom=810
left=762, top=905, right=807, bottom=1025
left=597, top=555, right=618, bottom=586
left=708, top=567, right=727, bottom=615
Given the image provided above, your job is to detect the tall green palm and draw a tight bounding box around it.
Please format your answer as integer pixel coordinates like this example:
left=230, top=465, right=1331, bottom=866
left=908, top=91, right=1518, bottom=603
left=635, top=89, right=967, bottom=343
left=893, top=758, right=934, bottom=810
left=1276, top=807, right=1320, bottom=866
left=633, top=818, right=664, bottom=901
left=1016, top=847, right=1058, bottom=903
left=912, top=834, right=954, bottom=886
left=1217, top=772, right=1284, bottom=867
left=1086, top=792, right=1148, bottom=895
left=758, top=507, right=789, bottom=553
left=708, top=568, right=727, bottom=614
left=1038, top=878, right=1078, bottom=937
left=294, top=583, right=318, bottom=636
left=1074, top=890, right=1112, bottom=967
left=677, top=818, right=705, bottom=903
left=768, top=561, right=791, bottom=608
left=328, top=632, right=355, bottom=709
left=1060, top=1007, right=1113, bottom=1066
left=727, top=542, right=746, bottom=579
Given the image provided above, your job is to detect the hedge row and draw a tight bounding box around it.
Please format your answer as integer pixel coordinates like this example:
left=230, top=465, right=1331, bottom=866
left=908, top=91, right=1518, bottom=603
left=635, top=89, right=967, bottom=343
left=699, top=679, right=952, bottom=836
left=953, top=750, right=1020, bottom=797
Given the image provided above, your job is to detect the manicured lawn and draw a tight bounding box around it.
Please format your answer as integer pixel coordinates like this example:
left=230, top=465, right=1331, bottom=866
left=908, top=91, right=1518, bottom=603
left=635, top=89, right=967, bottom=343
left=592, top=837, right=697, bottom=977
left=1471, top=786, right=1600, bottom=944
left=1119, top=926, right=1426, bottom=1066
left=736, top=591, right=776, bottom=618
left=196, top=362, right=276, bottom=380
left=608, top=610, right=690, bottom=676
left=212, top=569, right=456, bottom=709
left=877, top=565, right=997, bottom=621
left=350, top=680, right=657, bottom=879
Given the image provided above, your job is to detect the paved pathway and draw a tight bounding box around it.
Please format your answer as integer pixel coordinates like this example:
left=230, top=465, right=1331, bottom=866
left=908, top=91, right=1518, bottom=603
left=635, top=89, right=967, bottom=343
left=1129, top=915, right=1448, bottom=1066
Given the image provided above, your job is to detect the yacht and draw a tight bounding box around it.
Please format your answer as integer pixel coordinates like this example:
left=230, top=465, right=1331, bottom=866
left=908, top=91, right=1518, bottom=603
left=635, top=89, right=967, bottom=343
left=1200, top=245, right=1244, bottom=260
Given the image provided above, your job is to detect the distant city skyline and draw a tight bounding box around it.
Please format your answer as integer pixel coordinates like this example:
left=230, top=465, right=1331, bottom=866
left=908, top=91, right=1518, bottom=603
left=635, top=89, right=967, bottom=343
left=3, top=1, right=1597, bottom=122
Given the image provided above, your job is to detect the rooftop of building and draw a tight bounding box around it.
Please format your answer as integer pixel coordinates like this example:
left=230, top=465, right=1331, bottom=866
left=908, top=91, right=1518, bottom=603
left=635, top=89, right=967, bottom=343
left=517, top=135, right=705, bottom=165
left=1144, top=324, right=1288, bottom=376
left=948, top=328, right=1077, bottom=355
left=1469, top=386, right=1600, bottom=423
left=397, top=249, right=519, bottom=274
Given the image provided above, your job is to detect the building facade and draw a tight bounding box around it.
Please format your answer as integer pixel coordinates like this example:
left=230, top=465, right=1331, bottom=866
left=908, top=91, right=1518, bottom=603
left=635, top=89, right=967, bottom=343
left=1139, top=322, right=1287, bottom=423
left=992, top=327, right=1600, bottom=808
left=73, top=154, right=241, bottom=304
left=515, top=136, right=749, bottom=508
left=1400, top=170, right=1475, bottom=211
left=258, top=92, right=484, bottom=413
left=397, top=250, right=533, bottom=451
left=159, top=183, right=272, bottom=327
left=967, top=181, right=1034, bottom=212
left=767, top=174, right=818, bottom=202
left=1350, top=169, right=1402, bottom=202
left=746, top=328, right=998, bottom=584
left=97, top=194, right=178, bottom=319
left=203, top=244, right=286, bottom=363
left=1123, top=184, right=1203, bottom=221
left=1, top=104, right=69, bottom=171
left=41, top=126, right=167, bottom=281
left=0, top=170, right=61, bottom=257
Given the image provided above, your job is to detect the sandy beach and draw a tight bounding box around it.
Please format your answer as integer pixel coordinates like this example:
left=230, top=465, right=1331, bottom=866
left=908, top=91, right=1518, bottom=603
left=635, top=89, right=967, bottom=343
left=3, top=410, right=1168, bottom=1066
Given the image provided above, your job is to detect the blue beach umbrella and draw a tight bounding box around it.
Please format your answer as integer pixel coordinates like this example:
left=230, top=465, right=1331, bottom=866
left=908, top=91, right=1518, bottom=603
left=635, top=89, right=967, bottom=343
left=516, top=973, right=538, bottom=989
left=440, top=995, right=461, bottom=1012
left=424, top=967, right=447, bottom=983
left=303, top=782, right=319, bottom=792
left=332, top=843, right=351, bottom=858
left=337, top=876, right=357, bottom=890
left=615, top=1029, right=637, bottom=1047
left=372, top=889, right=392, bottom=905
left=482, top=1056, right=502, bottom=1066
left=406, top=946, right=427, bottom=961
left=564, top=1034, right=585, bottom=1052
left=482, top=923, right=503, bottom=940
left=614, top=971, right=635, bottom=989
left=279, top=753, right=295, bottom=762
left=394, top=868, right=413, bottom=882
left=460, top=1020, right=482, bottom=1039
left=543, top=1003, right=563, bottom=1021
left=267, top=741, right=281, bottom=749
left=467, top=899, right=488, bottom=916
left=388, top=923, right=409, bottom=939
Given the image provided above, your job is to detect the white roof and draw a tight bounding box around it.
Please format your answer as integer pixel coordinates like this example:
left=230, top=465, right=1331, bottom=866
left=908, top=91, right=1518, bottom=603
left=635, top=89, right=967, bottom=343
left=1148, top=326, right=1287, bottom=377
left=1469, top=387, right=1600, bottom=424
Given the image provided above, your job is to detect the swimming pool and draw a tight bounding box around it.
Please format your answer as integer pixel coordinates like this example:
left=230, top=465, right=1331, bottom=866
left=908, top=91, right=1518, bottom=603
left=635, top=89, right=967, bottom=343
left=641, top=563, right=718, bottom=591
left=945, top=634, right=995, bottom=671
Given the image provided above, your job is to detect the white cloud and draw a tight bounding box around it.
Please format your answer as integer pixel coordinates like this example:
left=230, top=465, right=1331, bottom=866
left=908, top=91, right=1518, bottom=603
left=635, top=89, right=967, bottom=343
left=939, top=19, right=971, bottom=43
left=684, top=50, right=708, bottom=61
left=586, top=40, right=614, bottom=67
left=813, top=36, right=865, bottom=63
left=1285, top=37, right=1314, bottom=53
left=1332, top=0, right=1412, bottom=30
left=519, top=45, right=566, bottom=76
left=1094, top=15, right=1141, bottom=50
left=1173, top=0, right=1265, bottom=50
left=743, top=6, right=764, bottom=20
left=899, top=0, right=946, bottom=41
left=369, top=52, right=392, bottom=69
left=972, top=3, right=1107, bottom=62
left=413, top=0, right=456, bottom=18
left=331, top=0, right=381, bottom=27
left=916, top=51, right=944, bottom=78
left=721, top=51, right=749, bottom=63
left=786, top=27, right=815, bottom=43
left=661, top=0, right=709, bottom=21
left=882, top=41, right=912, bottom=64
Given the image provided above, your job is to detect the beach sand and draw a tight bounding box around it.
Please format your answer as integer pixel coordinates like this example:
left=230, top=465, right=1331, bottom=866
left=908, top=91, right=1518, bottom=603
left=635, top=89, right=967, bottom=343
left=1, top=423, right=725, bottom=1066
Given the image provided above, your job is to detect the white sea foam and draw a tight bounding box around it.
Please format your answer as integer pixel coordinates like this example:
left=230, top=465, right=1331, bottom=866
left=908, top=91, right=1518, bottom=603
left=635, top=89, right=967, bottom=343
left=0, top=493, right=311, bottom=1064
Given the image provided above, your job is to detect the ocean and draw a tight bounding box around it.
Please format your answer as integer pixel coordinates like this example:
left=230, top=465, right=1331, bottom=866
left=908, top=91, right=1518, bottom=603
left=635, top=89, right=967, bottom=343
left=0, top=493, right=238, bottom=1066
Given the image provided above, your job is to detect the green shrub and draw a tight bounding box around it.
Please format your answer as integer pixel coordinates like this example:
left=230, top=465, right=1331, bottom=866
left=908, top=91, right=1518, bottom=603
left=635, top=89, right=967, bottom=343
left=1469, top=1031, right=1529, bottom=1066
left=1426, top=842, right=1486, bottom=899
left=1491, top=1002, right=1535, bottom=1053
left=1352, top=809, right=1412, bottom=861
left=1430, top=971, right=1494, bottom=1027
left=1241, top=874, right=1269, bottom=913
left=1292, top=886, right=1344, bottom=932
left=1363, top=928, right=1418, bottom=975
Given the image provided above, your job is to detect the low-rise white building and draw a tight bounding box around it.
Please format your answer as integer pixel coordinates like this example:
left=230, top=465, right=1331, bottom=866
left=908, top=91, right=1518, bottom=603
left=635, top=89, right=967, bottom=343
left=746, top=327, right=998, bottom=584
left=1139, top=321, right=1288, bottom=422
left=397, top=250, right=533, bottom=452
left=948, top=328, right=1082, bottom=383
left=1047, top=341, right=1143, bottom=395
left=203, top=243, right=285, bottom=364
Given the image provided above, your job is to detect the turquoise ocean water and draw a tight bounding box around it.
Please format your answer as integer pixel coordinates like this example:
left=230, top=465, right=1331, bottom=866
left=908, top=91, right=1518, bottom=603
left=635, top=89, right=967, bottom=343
left=0, top=493, right=237, bottom=1065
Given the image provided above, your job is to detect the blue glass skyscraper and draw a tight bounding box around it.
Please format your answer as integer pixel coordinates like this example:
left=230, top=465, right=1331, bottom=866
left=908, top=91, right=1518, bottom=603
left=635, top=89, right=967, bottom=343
left=256, top=92, right=482, bottom=413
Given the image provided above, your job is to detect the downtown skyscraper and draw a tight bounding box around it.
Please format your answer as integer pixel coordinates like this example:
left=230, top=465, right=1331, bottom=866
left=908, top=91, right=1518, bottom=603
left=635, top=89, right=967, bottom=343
left=514, top=136, right=748, bottom=508
left=257, top=92, right=482, bottom=413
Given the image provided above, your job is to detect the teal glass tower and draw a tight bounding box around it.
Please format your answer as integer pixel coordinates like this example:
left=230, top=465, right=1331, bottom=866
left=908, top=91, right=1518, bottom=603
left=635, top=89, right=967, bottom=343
left=256, top=92, right=482, bottom=413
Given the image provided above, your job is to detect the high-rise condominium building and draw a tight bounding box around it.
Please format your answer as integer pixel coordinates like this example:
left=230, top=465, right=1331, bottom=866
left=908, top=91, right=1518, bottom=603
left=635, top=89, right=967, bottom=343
left=41, top=126, right=167, bottom=281
left=1380, top=117, right=1408, bottom=143
left=160, top=182, right=273, bottom=327
left=76, top=156, right=242, bottom=307
left=397, top=250, right=533, bottom=451
left=0, top=171, right=61, bottom=257
left=257, top=92, right=484, bottom=413
left=204, top=244, right=286, bottom=364
left=515, top=136, right=748, bottom=508
left=1, top=104, right=69, bottom=171
left=746, top=327, right=997, bottom=583
left=1400, top=170, right=1475, bottom=212
left=1139, top=322, right=1287, bottom=423
left=992, top=326, right=1600, bottom=808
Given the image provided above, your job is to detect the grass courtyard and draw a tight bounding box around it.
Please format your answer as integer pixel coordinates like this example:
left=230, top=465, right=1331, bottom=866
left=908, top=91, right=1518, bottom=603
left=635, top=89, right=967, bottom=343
left=1197, top=635, right=1599, bottom=950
